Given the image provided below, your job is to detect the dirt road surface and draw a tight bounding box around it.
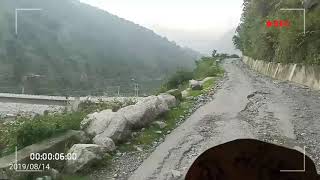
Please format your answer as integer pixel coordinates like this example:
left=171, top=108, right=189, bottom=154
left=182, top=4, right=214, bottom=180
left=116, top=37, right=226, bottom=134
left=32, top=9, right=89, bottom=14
left=128, top=58, right=320, bottom=180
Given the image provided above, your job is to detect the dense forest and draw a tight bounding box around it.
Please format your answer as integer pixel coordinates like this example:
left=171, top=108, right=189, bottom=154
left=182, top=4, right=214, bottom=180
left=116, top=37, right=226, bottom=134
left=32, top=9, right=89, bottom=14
left=0, top=0, right=200, bottom=96
left=233, top=0, right=320, bottom=64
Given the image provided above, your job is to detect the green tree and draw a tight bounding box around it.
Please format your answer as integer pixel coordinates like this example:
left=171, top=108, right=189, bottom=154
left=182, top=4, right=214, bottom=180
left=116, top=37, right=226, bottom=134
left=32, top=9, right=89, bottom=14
left=234, top=0, right=320, bottom=64
left=212, top=50, right=217, bottom=57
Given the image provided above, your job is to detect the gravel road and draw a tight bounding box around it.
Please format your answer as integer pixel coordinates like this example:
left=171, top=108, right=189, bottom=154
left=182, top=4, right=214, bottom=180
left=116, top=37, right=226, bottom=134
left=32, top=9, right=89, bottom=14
left=127, top=58, right=320, bottom=180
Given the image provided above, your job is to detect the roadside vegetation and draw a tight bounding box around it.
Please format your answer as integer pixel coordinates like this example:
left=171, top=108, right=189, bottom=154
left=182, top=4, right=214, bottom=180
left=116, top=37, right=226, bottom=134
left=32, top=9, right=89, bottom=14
left=141, top=55, right=226, bottom=144
left=0, top=54, right=225, bottom=180
left=159, top=55, right=225, bottom=93
left=73, top=55, right=225, bottom=179
left=111, top=55, right=225, bottom=153
left=0, top=99, right=136, bottom=157
left=233, top=0, right=320, bottom=64
left=187, top=78, right=216, bottom=97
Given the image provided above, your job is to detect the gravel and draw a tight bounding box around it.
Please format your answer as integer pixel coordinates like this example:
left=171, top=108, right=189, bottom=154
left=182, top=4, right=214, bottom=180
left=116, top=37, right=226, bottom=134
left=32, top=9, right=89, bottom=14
left=0, top=102, right=63, bottom=120
left=89, top=75, right=226, bottom=180
left=90, top=59, right=320, bottom=179
left=238, top=60, right=320, bottom=173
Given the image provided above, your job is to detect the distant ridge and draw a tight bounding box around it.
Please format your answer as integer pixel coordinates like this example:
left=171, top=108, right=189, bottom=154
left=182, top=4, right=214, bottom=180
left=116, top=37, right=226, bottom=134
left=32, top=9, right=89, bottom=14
left=0, top=0, right=200, bottom=95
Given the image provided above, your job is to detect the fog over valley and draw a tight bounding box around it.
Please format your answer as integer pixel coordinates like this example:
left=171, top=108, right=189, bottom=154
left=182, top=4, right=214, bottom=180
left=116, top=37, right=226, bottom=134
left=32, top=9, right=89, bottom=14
left=80, top=0, right=243, bottom=55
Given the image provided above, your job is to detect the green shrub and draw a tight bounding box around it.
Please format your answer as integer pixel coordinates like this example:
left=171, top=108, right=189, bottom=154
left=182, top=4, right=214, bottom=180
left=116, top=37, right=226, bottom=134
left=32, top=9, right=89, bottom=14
left=194, top=57, right=223, bottom=79
left=0, top=100, right=137, bottom=156
left=163, top=70, right=193, bottom=90
left=234, top=0, right=320, bottom=64
left=202, top=78, right=215, bottom=90
left=15, top=112, right=85, bottom=148
left=166, top=89, right=183, bottom=101
left=159, top=56, right=223, bottom=93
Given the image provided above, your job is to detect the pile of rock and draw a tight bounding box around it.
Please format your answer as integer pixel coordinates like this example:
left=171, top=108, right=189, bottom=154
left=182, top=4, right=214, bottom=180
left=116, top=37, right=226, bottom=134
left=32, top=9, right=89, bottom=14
left=63, top=93, right=177, bottom=174
left=182, top=77, right=215, bottom=98
left=63, top=77, right=217, bottom=175
left=189, top=80, right=203, bottom=90
left=64, top=144, right=111, bottom=174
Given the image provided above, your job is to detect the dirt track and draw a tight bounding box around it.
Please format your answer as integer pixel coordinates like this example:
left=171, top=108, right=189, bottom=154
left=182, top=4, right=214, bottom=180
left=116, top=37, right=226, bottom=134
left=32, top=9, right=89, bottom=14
left=128, top=58, right=320, bottom=180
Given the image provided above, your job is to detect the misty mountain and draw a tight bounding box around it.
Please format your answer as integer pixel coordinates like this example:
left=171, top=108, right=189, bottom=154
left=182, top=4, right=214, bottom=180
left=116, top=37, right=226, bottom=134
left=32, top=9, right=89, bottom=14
left=0, top=0, right=199, bottom=95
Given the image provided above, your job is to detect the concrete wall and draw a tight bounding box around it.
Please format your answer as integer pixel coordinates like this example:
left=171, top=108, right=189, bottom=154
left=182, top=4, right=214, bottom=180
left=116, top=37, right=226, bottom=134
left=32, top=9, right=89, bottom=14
left=242, top=56, right=320, bottom=90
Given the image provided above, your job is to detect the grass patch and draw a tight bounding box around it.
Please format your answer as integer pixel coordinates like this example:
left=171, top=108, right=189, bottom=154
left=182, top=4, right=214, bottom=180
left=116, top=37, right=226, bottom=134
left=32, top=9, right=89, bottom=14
left=164, top=100, right=192, bottom=128
left=203, top=78, right=215, bottom=90
left=0, top=100, right=136, bottom=157
left=188, top=90, right=203, bottom=97
left=0, top=111, right=87, bottom=156
left=193, top=57, right=224, bottom=80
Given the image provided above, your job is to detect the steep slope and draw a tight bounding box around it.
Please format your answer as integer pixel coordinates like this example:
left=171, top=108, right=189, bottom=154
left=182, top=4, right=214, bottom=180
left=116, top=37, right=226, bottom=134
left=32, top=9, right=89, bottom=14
left=0, top=0, right=198, bottom=95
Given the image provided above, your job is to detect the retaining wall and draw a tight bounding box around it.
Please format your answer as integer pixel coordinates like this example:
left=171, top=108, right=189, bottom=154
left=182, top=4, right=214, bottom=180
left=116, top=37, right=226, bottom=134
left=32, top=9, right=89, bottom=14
left=242, top=56, right=320, bottom=90
left=0, top=130, right=83, bottom=179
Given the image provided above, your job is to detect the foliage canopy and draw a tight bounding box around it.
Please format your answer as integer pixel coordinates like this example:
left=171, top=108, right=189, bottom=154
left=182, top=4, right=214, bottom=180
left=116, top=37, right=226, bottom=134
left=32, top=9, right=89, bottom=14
left=233, top=0, right=320, bottom=64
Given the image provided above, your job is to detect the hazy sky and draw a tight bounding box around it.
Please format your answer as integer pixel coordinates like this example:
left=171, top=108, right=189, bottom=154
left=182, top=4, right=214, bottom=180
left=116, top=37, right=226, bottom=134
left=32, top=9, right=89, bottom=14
left=80, top=0, right=243, bottom=54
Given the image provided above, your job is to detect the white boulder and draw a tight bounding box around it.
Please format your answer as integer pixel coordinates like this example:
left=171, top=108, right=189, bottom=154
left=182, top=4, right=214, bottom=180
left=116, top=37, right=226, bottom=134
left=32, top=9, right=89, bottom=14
left=117, top=104, right=146, bottom=129
left=81, top=109, right=131, bottom=142
left=64, top=144, right=108, bottom=174
left=189, top=80, right=203, bottom=90
left=80, top=109, right=113, bottom=136
left=93, top=115, right=130, bottom=143
left=118, top=96, right=169, bottom=129
left=139, top=95, right=169, bottom=116
left=158, top=93, right=176, bottom=108
left=92, top=136, right=116, bottom=151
